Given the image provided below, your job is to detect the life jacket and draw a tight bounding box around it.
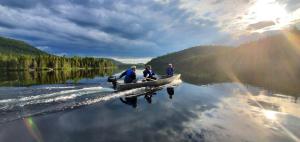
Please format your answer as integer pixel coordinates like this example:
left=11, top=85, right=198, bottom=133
left=166, top=67, right=174, bottom=76
left=126, top=69, right=134, bottom=76
left=143, top=69, right=155, bottom=78
left=124, top=69, right=136, bottom=83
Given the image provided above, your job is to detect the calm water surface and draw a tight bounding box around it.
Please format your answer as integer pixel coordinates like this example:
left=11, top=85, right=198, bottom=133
left=0, top=70, right=299, bottom=142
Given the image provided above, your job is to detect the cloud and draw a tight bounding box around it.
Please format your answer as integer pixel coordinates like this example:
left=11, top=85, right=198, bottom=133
left=247, top=21, right=276, bottom=30
left=281, top=0, right=300, bottom=12
left=0, top=0, right=299, bottom=57
left=178, top=0, right=252, bottom=34
left=0, top=0, right=39, bottom=9
left=178, top=0, right=300, bottom=36
left=154, top=0, right=171, bottom=5
left=0, top=3, right=162, bottom=57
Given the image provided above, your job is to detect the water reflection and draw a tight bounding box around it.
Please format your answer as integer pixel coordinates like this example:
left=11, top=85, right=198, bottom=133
left=145, top=93, right=153, bottom=104
left=120, top=96, right=138, bottom=108
left=0, top=81, right=299, bottom=142
left=0, top=69, right=116, bottom=86
left=120, top=87, right=165, bottom=108
left=0, top=68, right=299, bottom=142
left=181, top=72, right=300, bottom=99
left=167, top=87, right=175, bottom=99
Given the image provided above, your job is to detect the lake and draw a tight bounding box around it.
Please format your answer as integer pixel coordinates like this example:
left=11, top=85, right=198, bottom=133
left=0, top=69, right=299, bottom=142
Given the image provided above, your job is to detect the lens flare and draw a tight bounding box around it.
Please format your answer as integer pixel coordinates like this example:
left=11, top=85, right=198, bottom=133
left=23, top=117, right=43, bottom=142
left=221, top=66, right=299, bottom=142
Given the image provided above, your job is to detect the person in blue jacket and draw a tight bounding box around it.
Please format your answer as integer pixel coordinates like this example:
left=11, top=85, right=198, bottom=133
left=166, top=63, right=174, bottom=76
left=143, top=65, right=156, bottom=81
left=119, top=66, right=137, bottom=83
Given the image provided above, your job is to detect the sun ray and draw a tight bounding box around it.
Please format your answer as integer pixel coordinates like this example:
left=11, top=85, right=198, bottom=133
left=282, top=29, right=300, bottom=53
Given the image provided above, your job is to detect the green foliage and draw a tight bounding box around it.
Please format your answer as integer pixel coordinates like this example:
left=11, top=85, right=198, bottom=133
left=0, top=36, right=48, bottom=56
left=0, top=54, right=116, bottom=70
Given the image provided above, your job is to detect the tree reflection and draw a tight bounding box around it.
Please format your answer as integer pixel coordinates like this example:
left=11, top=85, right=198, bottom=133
left=0, top=68, right=115, bottom=86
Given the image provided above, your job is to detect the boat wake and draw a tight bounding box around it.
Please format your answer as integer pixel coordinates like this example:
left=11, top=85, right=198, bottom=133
left=0, top=79, right=182, bottom=124
left=0, top=85, right=150, bottom=124
left=0, top=86, right=105, bottom=107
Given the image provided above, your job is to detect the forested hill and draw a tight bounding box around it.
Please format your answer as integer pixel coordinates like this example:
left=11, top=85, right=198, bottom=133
left=0, top=36, right=116, bottom=70
left=0, top=36, right=47, bottom=55
left=149, top=29, right=300, bottom=96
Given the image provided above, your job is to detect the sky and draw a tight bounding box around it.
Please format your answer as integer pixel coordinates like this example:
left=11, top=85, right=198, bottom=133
left=0, top=0, right=299, bottom=63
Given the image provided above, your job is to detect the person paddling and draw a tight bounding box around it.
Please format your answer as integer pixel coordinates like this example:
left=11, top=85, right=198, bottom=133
left=166, top=63, right=174, bottom=76
left=119, top=66, right=137, bottom=83
left=143, top=65, right=156, bottom=81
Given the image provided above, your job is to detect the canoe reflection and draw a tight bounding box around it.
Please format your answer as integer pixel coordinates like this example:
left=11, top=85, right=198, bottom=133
left=120, top=87, right=175, bottom=108
left=145, top=93, right=153, bottom=104
left=120, top=97, right=137, bottom=108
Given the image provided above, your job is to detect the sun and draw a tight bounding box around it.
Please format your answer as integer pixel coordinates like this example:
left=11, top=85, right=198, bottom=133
left=250, top=0, right=288, bottom=22
left=243, top=0, right=291, bottom=32
left=263, top=110, right=277, bottom=121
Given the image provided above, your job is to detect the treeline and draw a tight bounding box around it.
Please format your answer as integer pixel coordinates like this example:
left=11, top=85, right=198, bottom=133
left=0, top=54, right=115, bottom=71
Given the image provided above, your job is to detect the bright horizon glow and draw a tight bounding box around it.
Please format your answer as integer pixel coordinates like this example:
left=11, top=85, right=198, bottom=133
left=111, top=57, right=152, bottom=64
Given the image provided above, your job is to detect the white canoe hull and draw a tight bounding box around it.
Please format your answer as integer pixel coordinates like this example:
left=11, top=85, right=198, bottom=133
left=116, top=74, right=181, bottom=91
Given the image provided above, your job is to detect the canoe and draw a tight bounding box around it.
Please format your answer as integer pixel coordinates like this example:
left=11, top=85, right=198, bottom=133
left=116, top=74, right=181, bottom=91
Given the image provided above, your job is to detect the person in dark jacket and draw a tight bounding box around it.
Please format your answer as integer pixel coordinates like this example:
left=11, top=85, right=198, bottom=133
left=166, top=63, right=174, bottom=76
left=143, top=65, right=156, bottom=81
left=119, top=66, right=137, bottom=83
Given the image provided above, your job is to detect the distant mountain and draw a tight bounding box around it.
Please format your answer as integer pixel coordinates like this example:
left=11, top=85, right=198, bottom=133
left=0, top=36, right=48, bottom=56
left=149, top=29, right=300, bottom=96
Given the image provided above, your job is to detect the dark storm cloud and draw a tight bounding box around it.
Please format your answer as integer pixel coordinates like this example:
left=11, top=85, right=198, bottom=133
left=0, top=0, right=39, bottom=9
left=0, top=0, right=106, bottom=9
left=0, top=0, right=61, bottom=9
left=59, top=4, right=155, bottom=40
left=0, top=21, right=16, bottom=29
left=0, top=0, right=170, bottom=57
